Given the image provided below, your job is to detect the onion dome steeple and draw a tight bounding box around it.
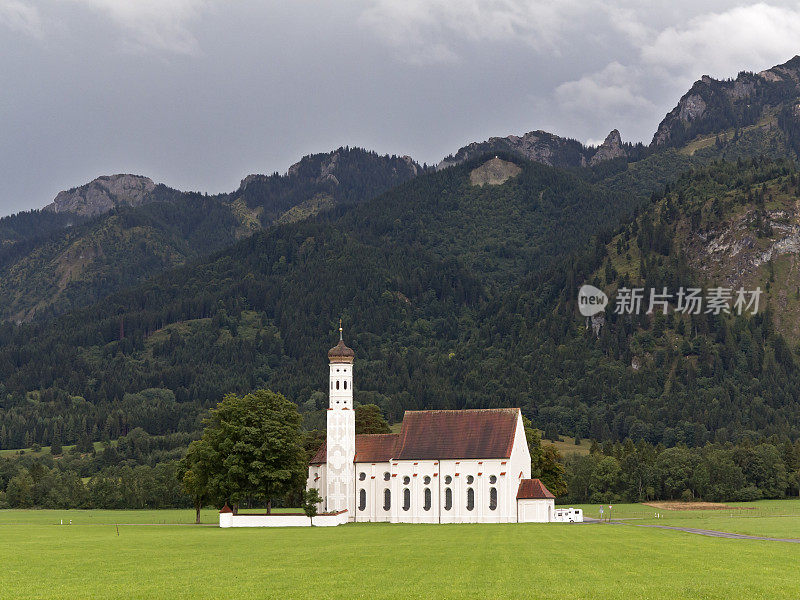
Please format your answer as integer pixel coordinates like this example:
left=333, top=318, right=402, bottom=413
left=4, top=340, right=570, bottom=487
left=328, top=318, right=354, bottom=363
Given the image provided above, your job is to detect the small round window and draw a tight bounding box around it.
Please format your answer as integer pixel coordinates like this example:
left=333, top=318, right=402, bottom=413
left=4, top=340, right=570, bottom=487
left=445, top=475, right=452, bottom=484
left=403, top=476, right=410, bottom=485
left=423, top=476, right=431, bottom=485
left=384, top=472, right=390, bottom=481
left=466, top=475, right=474, bottom=484
left=489, top=475, right=497, bottom=484
left=359, top=472, right=366, bottom=481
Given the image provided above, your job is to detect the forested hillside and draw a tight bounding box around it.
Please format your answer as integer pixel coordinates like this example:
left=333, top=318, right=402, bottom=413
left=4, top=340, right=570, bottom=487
left=0, top=148, right=420, bottom=323
left=6, top=56, right=800, bottom=508
left=9, top=149, right=800, bottom=454
left=0, top=153, right=647, bottom=450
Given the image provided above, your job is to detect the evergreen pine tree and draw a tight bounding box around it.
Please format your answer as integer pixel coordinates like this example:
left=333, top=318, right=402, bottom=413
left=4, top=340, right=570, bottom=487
left=50, top=430, right=62, bottom=456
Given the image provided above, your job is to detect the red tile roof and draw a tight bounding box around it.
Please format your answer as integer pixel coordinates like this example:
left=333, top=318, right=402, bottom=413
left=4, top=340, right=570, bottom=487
left=355, top=434, right=399, bottom=463
left=310, top=442, right=327, bottom=465
left=394, top=409, right=519, bottom=460
left=517, top=479, right=555, bottom=500
left=309, top=409, right=520, bottom=464
left=309, top=434, right=399, bottom=465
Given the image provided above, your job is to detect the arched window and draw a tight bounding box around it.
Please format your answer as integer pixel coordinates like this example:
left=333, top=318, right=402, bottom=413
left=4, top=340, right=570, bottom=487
left=403, top=488, right=411, bottom=511
left=445, top=475, right=452, bottom=485
left=383, top=472, right=390, bottom=481
left=359, top=472, right=366, bottom=481
left=359, top=489, right=366, bottom=511
left=489, top=475, right=497, bottom=484
left=444, top=488, right=452, bottom=511
left=383, top=489, right=391, bottom=511
left=466, top=475, right=474, bottom=484
left=403, top=476, right=410, bottom=485
left=336, top=380, right=340, bottom=390
left=423, top=475, right=431, bottom=485
left=466, top=488, right=474, bottom=511
left=489, top=487, right=497, bottom=511
left=344, top=381, right=347, bottom=390
left=330, top=381, right=333, bottom=390
left=424, top=488, right=431, bottom=511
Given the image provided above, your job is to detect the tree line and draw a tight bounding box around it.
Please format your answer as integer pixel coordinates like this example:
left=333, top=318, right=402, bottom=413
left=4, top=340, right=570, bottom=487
left=563, top=438, right=800, bottom=503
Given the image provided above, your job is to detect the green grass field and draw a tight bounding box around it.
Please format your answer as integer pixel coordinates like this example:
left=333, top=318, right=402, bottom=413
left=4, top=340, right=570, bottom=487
left=0, top=441, right=108, bottom=459
left=2, top=502, right=800, bottom=599
left=575, top=499, right=800, bottom=538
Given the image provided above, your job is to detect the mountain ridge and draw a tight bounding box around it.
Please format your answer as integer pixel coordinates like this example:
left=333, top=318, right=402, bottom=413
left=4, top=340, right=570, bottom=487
left=0, top=147, right=420, bottom=322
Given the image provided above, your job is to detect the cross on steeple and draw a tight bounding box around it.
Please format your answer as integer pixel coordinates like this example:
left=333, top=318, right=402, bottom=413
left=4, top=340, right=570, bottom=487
left=339, top=317, right=343, bottom=341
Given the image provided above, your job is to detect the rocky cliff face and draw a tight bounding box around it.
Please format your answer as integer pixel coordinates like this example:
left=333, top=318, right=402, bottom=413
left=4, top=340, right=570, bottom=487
left=468, top=157, right=522, bottom=187
left=438, top=129, right=591, bottom=170
left=440, top=127, right=632, bottom=171
left=652, top=56, right=800, bottom=149
left=589, top=129, right=626, bottom=166
left=44, top=174, right=158, bottom=217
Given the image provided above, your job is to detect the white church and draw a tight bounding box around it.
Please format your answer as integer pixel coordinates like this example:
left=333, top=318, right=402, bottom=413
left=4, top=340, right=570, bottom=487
left=306, top=329, right=557, bottom=524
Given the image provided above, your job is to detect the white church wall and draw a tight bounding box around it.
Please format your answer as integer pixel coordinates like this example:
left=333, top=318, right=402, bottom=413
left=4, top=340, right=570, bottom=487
left=307, top=410, right=533, bottom=525
left=507, top=410, right=533, bottom=521
left=517, top=499, right=553, bottom=523
left=306, top=464, right=327, bottom=512
left=389, top=459, right=440, bottom=524
left=355, top=461, right=392, bottom=523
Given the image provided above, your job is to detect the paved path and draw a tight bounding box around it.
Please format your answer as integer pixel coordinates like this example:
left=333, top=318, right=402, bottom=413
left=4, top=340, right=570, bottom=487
left=587, top=518, right=800, bottom=543
left=629, top=523, right=800, bottom=543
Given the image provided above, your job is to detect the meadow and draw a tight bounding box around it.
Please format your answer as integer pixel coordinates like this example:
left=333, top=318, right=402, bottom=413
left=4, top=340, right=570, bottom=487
left=2, top=502, right=800, bottom=599
left=576, top=498, right=800, bottom=537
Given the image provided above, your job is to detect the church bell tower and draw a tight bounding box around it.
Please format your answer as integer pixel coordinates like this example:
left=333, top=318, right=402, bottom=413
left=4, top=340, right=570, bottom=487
left=326, top=320, right=355, bottom=517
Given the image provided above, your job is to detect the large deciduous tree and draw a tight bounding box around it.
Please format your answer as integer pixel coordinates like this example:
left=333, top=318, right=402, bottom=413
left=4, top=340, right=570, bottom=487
left=523, top=415, right=567, bottom=497
left=201, top=389, right=306, bottom=513
left=179, top=438, right=213, bottom=523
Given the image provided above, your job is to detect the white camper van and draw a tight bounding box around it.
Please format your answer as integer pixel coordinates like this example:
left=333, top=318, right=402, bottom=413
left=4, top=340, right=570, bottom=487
left=552, top=507, right=583, bottom=523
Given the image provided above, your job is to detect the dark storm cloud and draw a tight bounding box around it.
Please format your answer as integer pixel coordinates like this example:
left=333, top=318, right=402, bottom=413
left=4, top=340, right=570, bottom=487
left=1, top=0, right=800, bottom=215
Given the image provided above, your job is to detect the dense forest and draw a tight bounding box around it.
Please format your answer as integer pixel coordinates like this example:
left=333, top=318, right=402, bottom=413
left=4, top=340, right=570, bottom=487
left=4, top=154, right=800, bottom=453
left=0, top=153, right=648, bottom=451
left=564, top=438, right=800, bottom=504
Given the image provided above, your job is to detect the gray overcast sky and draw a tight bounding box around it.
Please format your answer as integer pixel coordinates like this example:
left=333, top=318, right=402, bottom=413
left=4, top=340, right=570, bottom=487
left=3, top=1, right=800, bottom=216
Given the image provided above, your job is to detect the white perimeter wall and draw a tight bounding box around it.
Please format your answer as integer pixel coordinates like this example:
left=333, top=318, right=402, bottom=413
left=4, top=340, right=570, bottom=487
left=219, top=511, right=348, bottom=528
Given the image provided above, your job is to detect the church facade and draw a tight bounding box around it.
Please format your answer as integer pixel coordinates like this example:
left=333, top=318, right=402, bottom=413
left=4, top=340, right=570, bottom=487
left=306, top=330, right=556, bottom=524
